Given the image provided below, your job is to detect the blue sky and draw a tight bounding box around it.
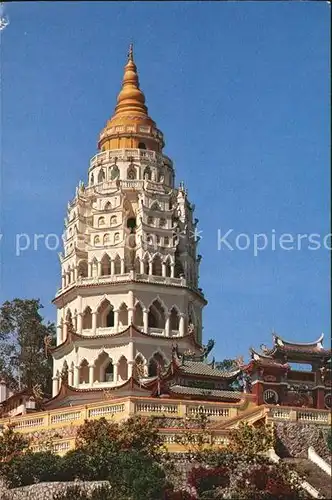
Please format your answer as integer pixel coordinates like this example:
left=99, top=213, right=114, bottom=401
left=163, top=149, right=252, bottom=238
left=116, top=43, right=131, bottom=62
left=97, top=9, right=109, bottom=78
left=0, top=2, right=330, bottom=361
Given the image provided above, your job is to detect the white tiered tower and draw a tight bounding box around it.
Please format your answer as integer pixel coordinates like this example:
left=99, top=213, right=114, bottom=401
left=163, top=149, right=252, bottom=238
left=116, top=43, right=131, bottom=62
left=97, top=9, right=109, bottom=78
left=51, top=46, right=206, bottom=397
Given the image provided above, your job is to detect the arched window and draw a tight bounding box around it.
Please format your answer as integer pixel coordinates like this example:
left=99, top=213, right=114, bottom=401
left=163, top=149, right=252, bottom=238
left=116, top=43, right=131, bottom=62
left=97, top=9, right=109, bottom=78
left=94, top=235, right=100, bottom=246
left=133, top=354, right=146, bottom=378
left=134, top=256, right=140, bottom=273
left=170, top=307, right=180, bottom=331
left=97, top=299, right=114, bottom=328
left=110, top=215, right=117, bottom=226
left=79, top=359, right=89, bottom=384
left=103, top=234, right=110, bottom=245
left=143, top=255, right=149, bottom=274
left=148, top=352, right=165, bottom=377
left=134, top=302, right=144, bottom=326
left=109, top=165, right=120, bottom=180
left=114, top=232, right=120, bottom=243
left=147, top=216, right=154, bottom=226
left=152, top=255, right=162, bottom=276
left=165, top=258, right=172, bottom=277
left=82, top=307, right=92, bottom=330
left=78, top=260, right=88, bottom=278
left=151, top=201, right=161, bottom=211
left=98, top=217, right=105, bottom=227
left=101, top=254, right=111, bottom=276
left=143, top=167, right=151, bottom=180
left=98, top=169, right=105, bottom=183
left=105, top=362, right=114, bottom=382
left=164, top=236, right=169, bottom=246
left=104, top=201, right=112, bottom=210
left=138, top=142, right=146, bottom=150
left=114, top=255, right=121, bottom=275
left=148, top=299, right=165, bottom=329
left=127, top=166, right=137, bottom=180
left=159, top=218, right=166, bottom=227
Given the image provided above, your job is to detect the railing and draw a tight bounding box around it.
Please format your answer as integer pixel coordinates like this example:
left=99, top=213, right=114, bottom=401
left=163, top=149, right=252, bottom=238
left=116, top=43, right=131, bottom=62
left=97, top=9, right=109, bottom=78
left=51, top=411, right=81, bottom=425
left=188, top=406, right=230, bottom=418
left=267, top=406, right=331, bottom=425
left=89, top=149, right=166, bottom=168
left=58, top=273, right=186, bottom=296
left=88, top=403, right=126, bottom=418
left=135, top=403, right=179, bottom=415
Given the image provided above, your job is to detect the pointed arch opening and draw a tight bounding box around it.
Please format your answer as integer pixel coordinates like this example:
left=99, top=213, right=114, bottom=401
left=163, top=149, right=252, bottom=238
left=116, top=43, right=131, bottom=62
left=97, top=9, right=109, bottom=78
left=134, top=302, right=144, bottom=327
left=148, top=352, right=166, bottom=377
left=109, top=165, right=119, bottom=180
left=165, top=257, right=172, bottom=277
left=113, top=254, right=121, bottom=275
left=82, top=306, right=92, bottom=330
left=134, top=256, right=140, bottom=273
left=101, top=254, right=111, bottom=276
left=170, top=307, right=180, bottom=331
left=97, top=299, right=114, bottom=328
left=98, top=169, right=105, bottom=183
left=118, top=356, right=128, bottom=381
left=79, top=359, right=89, bottom=384
left=94, top=351, right=113, bottom=383
left=143, top=166, right=151, bottom=180
left=143, top=254, right=149, bottom=275
left=127, top=166, right=137, bottom=180
left=152, top=254, right=162, bottom=276
left=148, top=299, right=166, bottom=329
left=133, top=354, right=146, bottom=378
left=78, top=260, right=88, bottom=278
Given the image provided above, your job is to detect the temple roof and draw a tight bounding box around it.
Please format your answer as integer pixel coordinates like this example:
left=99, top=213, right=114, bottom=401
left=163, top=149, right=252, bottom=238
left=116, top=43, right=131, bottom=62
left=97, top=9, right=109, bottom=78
left=168, top=385, right=243, bottom=401
left=179, top=360, right=240, bottom=379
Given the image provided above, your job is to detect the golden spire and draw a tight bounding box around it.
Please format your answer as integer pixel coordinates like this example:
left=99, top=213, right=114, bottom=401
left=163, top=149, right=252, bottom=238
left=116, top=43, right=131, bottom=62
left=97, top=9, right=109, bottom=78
left=113, top=43, right=148, bottom=117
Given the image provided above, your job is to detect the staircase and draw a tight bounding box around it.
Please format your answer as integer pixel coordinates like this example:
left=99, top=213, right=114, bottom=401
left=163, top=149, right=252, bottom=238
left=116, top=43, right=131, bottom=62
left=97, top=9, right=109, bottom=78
left=283, top=458, right=332, bottom=499
left=211, top=405, right=268, bottom=430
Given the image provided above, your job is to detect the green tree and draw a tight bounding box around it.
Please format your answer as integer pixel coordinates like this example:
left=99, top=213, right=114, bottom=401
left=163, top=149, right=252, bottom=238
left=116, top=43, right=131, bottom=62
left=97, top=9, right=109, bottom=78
left=228, top=421, right=274, bottom=455
left=0, top=299, right=55, bottom=395
left=0, top=423, right=30, bottom=463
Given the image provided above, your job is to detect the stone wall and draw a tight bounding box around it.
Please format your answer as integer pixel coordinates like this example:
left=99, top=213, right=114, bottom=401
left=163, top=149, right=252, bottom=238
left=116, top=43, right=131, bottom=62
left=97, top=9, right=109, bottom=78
left=0, top=481, right=109, bottom=500
left=274, top=422, right=331, bottom=462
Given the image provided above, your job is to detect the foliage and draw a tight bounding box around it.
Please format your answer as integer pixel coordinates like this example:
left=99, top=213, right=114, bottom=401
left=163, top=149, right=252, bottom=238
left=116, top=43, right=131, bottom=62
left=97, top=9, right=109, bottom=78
left=0, top=423, right=30, bottom=463
left=188, top=466, right=230, bottom=497
left=228, top=421, right=274, bottom=455
left=0, top=299, right=55, bottom=395
left=0, top=451, right=62, bottom=488
left=175, top=412, right=213, bottom=457
left=75, top=415, right=166, bottom=460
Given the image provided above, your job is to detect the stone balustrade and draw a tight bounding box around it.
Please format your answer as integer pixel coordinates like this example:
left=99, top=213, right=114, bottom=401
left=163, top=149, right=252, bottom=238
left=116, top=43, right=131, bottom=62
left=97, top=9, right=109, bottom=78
left=187, top=406, right=230, bottom=418
left=267, top=406, right=331, bottom=425
left=135, top=403, right=179, bottom=415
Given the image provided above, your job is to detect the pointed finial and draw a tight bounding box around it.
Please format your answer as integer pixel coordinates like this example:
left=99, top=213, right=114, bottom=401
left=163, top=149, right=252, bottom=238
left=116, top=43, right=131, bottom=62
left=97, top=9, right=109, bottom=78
left=128, top=43, right=134, bottom=62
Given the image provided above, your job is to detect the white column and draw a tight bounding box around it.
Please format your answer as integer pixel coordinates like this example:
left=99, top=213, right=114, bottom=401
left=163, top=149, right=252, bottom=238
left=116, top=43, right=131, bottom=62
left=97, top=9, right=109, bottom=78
left=89, top=262, right=93, bottom=277
left=140, top=259, right=144, bottom=274
left=63, top=321, right=68, bottom=340
left=74, top=267, right=78, bottom=281
left=179, top=314, right=185, bottom=336
left=56, top=324, right=62, bottom=345
left=92, top=311, right=97, bottom=335
left=77, top=313, right=83, bottom=334
left=89, top=364, right=94, bottom=387
left=143, top=308, right=148, bottom=333
left=128, top=360, right=134, bottom=378
left=128, top=291, right=134, bottom=323
left=61, top=275, right=66, bottom=289
left=69, top=369, right=74, bottom=386
left=171, top=264, right=175, bottom=278
left=52, top=377, right=59, bottom=397
left=121, top=258, right=125, bottom=274
left=148, top=261, right=153, bottom=275
left=113, top=362, right=119, bottom=383
left=165, top=314, right=170, bottom=337
left=114, top=310, right=119, bottom=333
left=74, top=366, right=79, bottom=387
left=97, top=261, right=102, bottom=276
left=111, top=259, right=115, bottom=275
left=162, top=262, right=166, bottom=277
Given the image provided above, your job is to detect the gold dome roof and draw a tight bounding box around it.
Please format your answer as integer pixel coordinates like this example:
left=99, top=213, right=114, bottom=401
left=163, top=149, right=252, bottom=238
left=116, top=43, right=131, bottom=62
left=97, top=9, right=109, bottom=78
left=98, top=45, right=164, bottom=152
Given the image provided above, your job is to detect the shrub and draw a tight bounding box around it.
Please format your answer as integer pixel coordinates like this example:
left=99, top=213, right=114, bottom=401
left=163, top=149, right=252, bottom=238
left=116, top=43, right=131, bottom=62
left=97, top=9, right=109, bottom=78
left=0, top=451, right=61, bottom=488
